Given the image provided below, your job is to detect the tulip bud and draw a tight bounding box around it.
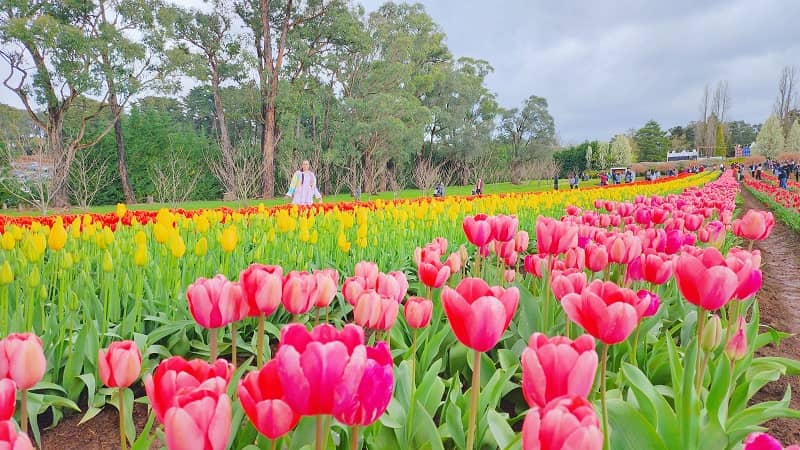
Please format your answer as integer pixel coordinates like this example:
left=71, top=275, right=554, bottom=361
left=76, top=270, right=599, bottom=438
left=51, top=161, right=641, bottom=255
left=220, top=226, right=237, bottom=253
left=27, top=266, right=40, bottom=288
left=116, top=203, right=127, bottom=219
left=725, top=325, right=748, bottom=361
left=700, top=314, right=723, bottom=351
left=0, top=262, right=12, bottom=285
left=102, top=251, right=113, bottom=273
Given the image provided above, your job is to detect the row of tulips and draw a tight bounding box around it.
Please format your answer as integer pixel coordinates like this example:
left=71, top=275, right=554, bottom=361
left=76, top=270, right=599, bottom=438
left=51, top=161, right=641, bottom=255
left=745, top=175, right=800, bottom=213
left=4, top=169, right=800, bottom=449
left=0, top=170, right=716, bottom=436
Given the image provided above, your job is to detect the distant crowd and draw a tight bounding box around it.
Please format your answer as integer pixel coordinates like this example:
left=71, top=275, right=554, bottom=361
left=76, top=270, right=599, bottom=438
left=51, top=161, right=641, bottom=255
left=731, top=159, right=799, bottom=189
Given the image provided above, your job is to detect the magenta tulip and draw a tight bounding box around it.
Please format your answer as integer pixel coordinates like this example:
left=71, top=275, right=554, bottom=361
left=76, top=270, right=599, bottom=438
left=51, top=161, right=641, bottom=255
left=441, top=278, right=519, bottom=352
left=186, top=275, right=244, bottom=329
left=561, top=280, right=641, bottom=344
left=239, top=264, right=283, bottom=317
left=463, top=214, right=494, bottom=247
left=238, top=359, right=299, bottom=439
left=0, top=380, right=14, bottom=421
left=333, top=342, right=394, bottom=426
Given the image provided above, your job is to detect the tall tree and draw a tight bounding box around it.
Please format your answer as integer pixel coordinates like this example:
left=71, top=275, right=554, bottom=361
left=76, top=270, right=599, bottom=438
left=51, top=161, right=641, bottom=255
left=499, top=95, right=556, bottom=183
left=585, top=144, right=593, bottom=170
left=727, top=120, right=760, bottom=147
left=786, top=120, right=800, bottom=152
left=594, top=141, right=609, bottom=170
left=0, top=1, right=121, bottom=206
left=635, top=120, right=670, bottom=162
left=609, top=134, right=633, bottom=166
left=754, top=115, right=784, bottom=159
left=714, top=123, right=727, bottom=157
left=775, top=66, right=798, bottom=133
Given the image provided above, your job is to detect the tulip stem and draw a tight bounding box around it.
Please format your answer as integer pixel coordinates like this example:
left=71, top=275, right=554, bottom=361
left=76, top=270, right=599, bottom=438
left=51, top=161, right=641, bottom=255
left=209, top=327, right=218, bottom=362
left=315, top=307, right=321, bottom=325
left=694, top=307, right=707, bottom=393
left=600, top=344, right=610, bottom=450
left=466, top=350, right=481, bottom=450
left=20, top=389, right=27, bottom=433
left=315, top=415, right=326, bottom=450
left=406, top=329, right=418, bottom=446
left=350, top=426, right=359, bottom=450
left=631, top=324, right=641, bottom=366
left=270, top=439, right=278, bottom=450
left=119, top=387, right=127, bottom=450
left=542, top=255, right=552, bottom=332
left=257, top=314, right=265, bottom=367
left=231, top=322, right=238, bottom=369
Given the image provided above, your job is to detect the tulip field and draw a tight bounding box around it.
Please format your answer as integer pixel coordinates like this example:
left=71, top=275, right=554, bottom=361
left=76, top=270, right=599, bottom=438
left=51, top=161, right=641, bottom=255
left=744, top=173, right=800, bottom=233
left=2, top=170, right=800, bottom=450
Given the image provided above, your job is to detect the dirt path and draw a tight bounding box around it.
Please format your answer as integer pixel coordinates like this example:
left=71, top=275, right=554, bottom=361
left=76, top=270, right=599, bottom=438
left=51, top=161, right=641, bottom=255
left=743, top=187, right=800, bottom=444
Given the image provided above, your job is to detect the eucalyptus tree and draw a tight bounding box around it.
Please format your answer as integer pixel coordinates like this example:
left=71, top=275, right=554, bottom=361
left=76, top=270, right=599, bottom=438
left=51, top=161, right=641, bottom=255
left=499, top=95, right=556, bottom=183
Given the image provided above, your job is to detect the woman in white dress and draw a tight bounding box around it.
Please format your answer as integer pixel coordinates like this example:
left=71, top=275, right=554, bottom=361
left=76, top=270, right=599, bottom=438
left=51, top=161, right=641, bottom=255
left=286, top=160, right=322, bottom=205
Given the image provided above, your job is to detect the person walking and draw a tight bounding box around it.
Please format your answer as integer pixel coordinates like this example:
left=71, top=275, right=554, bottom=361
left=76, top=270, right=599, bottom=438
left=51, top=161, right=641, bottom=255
left=286, top=160, right=322, bottom=205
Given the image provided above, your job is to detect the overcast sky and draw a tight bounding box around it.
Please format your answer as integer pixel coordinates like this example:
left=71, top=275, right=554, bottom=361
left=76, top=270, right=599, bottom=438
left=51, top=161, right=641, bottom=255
left=2, top=0, right=798, bottom=144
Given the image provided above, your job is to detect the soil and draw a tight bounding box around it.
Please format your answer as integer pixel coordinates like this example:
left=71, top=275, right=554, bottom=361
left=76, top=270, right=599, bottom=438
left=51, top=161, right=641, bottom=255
left=32, top=186, right=800, bottom=449
left=742, top=187, right=800, bottom=445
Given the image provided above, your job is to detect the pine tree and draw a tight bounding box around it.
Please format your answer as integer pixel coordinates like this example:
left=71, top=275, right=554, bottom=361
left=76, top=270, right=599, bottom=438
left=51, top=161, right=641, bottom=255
left=754, top=115, right=785, bottom=159
left=786, top=120, right=800, bottom=152
left=714, top=124, right=727, bottom=157
left=585, top=144, right=593, bottom=170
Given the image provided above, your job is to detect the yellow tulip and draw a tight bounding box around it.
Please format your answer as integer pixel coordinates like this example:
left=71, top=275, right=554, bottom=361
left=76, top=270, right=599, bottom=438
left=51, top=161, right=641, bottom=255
left=116, top=203, right=127, bottom=218
left=134, top=244, right=149, bottom=266
left=0, top=261, right=13, bottom=285
left=170, top=233, right=186, bottom=258
left=102, top=251, right=113, bottom=272
left=298, top=225, right=310, bottom=242
left=69, top=220, right=81, bottom=239
left=1, top=232, right=15, bottom=250
left=48, top=218, right=67, bottom=251
left=39, top=285, right=47, bottom=300
left=310, top=230, right=318, bottom=245
left=27, top=265, right=39, bottom=288
left=10, top=225, right=22, bottom=241
left=220, top=226, right=237, bottom=253
left=194, top=237, right=208, bottom=257
left=194, top=214, right=210, bottom=233
left=62, top=252, right=73, bottom=269
left=154, top=222, right=170, bottom=244
left=134, top=230, right=147, bottom=246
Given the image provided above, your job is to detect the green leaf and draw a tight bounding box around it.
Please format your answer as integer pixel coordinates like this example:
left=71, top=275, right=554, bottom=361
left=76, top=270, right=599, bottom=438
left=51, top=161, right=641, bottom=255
left=606, top=399, right=670, bottom=450
left=486, top=410, right=515, bottom=449
left=620, top=363, right=679, bottom=448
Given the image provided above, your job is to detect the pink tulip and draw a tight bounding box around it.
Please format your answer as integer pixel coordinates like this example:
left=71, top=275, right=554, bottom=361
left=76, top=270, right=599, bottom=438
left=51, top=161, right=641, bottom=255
left=606, top=234, right=642, bottom=264
left=551, top=270, right=587, bottom=301
left=414, top=245, right=443, bottom=267
left=684, top=213, right=704, bottom=232
left=561, top=280, right=642, bottom=344
left=431, top=237, right=448, bottom=254
left=164, top=388, right=231, bottom=450
left=463, top=214, right=494, bottom=247
left=343, top=276, right=367, bottom=306
left=725, top=321, right=748, bottom=361
left=354, top=261, right=380, bottom=288
left=145, top=357, right=232, bottom=424
left=333, top=342, right=394, bottom=426
left=312, top=269, right=339, bottom=308
left=564, top=247, right=586, bottom=270
left=240, top=264, right=283, bottom=317
left=638, top=290, right=660, bottom=318
left=504, top=269, right=516, bottom=283
left=238, top=359, right=299, bottom=439
left=634, top=208, right=652, bottom=226
left=98, top=340, right=142, bottom=389
left=0, top=333, right=46, bottom=390
left=404, top=296, right=433, bottom=329
left=441, top=278, right=519, bottom=352
left=445, top=253, right=463, bottom=274
left=276, top=323, right=367, bottom=415
left=490, top=214, right=518, bottom=242
left=353, top=290, right=399, bottom=331
left=522, top=396, right=603, bottom=450
left=628, top=251, right=672, bottom=285
left=584, top=243, right=608, bottom=273
left=418, top=262, right=451, bottom=289
left=674, top=253, right=738, bottom=310
left=725, top=252, right=763, bottom=301
left=743, top=432, right=800, bottom=450
left=515, top=231, right=530, bottom=252
left=521, top=333, right=598, bottom=408
left=536, top=217, right=578, bottom=255
left=0, top=380, right=14, bottom=421
left=282, top=271, right=317, bottom=315
left=524, top=254, right=548, bottom=278
left=733, top=210, right=775, bottom=241
left=0, top=420, right=33, bottom=450
left=186, top=275, right=244, bottom=329
left=493, top=240, right=516, bottom=261
left=376, top=271, right=408, bottom=303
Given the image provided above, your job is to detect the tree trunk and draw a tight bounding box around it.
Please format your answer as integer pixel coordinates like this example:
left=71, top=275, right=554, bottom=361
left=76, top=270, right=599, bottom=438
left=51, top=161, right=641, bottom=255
left=48, top=113, right=70, bottom=208
left=110, top=96, right=136, bottom=204
left=210, top=62, right=236, bottom=194
left=262, top=97, right=276, bottom=198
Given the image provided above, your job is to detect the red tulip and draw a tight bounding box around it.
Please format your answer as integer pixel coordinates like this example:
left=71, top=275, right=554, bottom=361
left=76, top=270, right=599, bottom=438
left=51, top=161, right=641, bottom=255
left=521, top=333, right=598, bottom=408
left=186, top=275, right=244, bottom=329
left=561, top=280, right=641, bottom=344
left=312, top=269, right=338, bottom=308
left=98, top=340, right=142, bottom=389
left=743, top=432, right=800, bottom=450
left=238, top=359, right=299, bottom=439
left=418, top=262, right=451, bottom=288
left=276, top=323, right=367, bottom=415
left=0, top=420, right=33, bottom=450
left=333, top=342, right=394, bottom=426
left=164, top=388, right=231, bottom=450
left=733, top=210, right=775, bottom=241
left=0, top=333, right=46, bottom=390
left=145, top=356, right=232, bottom=424
left=491, top=214, right=519, bottom=242
left=522, top=396, right=602, bottom=450
left=282, top=271, right=317, bottom=315
left=536, top=217, right=578, bottom=255
left=550, top=270, right=587, bottom=301
left=354, top=261, right=379, bottom=288
left=353, top=290, right=399, bottom=331
left=584, top=243, right=608, bottom=273
left=240, top=264, right=283, bottom=317
left=404, top=296, right=433, bottom=329
left=0, top=380, right=14, bottom=421
left=463, top=214, right=494, bottom=247
left=343, top=276, right=367, bottom=306
left=674, top=253, right=738, bottom=310
left=441, top=278, right=519, bottom=352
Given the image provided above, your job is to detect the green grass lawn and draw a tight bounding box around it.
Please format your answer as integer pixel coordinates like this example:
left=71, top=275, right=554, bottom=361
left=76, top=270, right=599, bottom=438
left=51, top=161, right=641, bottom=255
left=2, top=177, right=599, bottom=217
